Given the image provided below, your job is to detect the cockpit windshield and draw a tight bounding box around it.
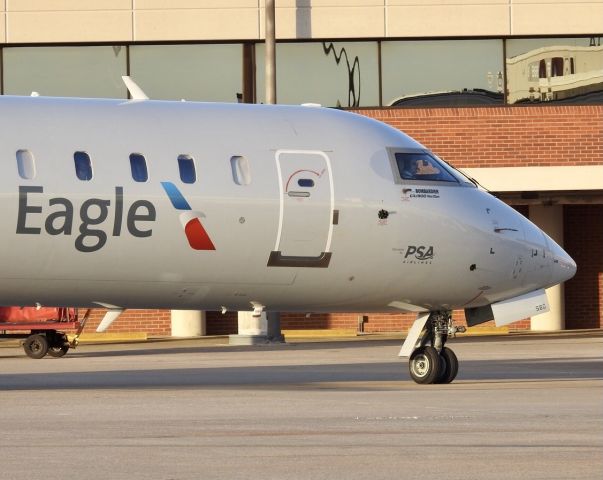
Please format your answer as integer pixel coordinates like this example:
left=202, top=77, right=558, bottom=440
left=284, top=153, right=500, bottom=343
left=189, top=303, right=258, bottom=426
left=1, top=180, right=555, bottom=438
left=389, top=150, right=476, bottom=187
left=394, top=152, right=457, bottom=182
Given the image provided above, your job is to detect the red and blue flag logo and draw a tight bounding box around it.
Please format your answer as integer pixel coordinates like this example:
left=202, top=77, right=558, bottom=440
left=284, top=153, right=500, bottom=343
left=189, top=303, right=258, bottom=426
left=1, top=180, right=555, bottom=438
left=161, top=182, right=215, bottom=251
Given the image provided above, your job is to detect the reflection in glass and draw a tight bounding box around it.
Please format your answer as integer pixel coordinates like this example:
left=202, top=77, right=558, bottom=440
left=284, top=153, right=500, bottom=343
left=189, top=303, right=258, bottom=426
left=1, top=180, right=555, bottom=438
left=395, top=152, right=457, bottom=183
left=74, top=151, right=93, bottom=181
left=130, top=153, right=148, bottom=182
left=230, top=156, right=251, bottom=186
left=130, top=44, right=243, bottom=102
left=256, top=42, right=379, bottom=107
left=178, top=155, right=196, bottom=184
left=3, top=46, right=127, bottom=98
left=16, top=150, right=36, bottom=180
left=382, top=40, right=504, bottom=107
left=506, top=37, right=603, bottom=104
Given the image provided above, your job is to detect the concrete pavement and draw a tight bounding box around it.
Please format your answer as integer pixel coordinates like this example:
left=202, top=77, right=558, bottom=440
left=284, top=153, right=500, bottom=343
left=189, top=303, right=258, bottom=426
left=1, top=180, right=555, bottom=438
left=0, top=332, right=601, bottom=480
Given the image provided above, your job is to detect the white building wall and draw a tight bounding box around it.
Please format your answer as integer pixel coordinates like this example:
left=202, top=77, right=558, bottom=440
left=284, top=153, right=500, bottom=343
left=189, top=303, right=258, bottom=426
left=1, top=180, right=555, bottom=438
left=1, top=1, right=602, bottom=43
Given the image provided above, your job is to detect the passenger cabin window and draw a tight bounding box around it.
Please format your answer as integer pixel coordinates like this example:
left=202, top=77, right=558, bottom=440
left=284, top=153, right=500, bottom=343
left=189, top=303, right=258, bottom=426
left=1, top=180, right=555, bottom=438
left=394, top=152, right=457, bottom=183
left=74, top=151, right=92, bottom=181
left=230, top=155, right=251, bottom=185
left=178, top=154, right=196, bottom=184
left=130, top=153, right=148, bottom=182
left=16, top=149, right=36, bottom=180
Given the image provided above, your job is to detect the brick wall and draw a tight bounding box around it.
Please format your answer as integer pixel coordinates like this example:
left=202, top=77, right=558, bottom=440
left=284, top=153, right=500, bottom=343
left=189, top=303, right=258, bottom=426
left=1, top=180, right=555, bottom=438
left=357, top=105, right=603, bottom=168
left=79, top=309, right=172, bottom=336
left=57, top=105, right=602, bottom=336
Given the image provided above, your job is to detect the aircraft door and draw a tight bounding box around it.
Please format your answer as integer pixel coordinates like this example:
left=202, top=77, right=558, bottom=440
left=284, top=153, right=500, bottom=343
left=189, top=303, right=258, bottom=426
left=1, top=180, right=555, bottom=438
left=268, top=150, right=334, bottom=268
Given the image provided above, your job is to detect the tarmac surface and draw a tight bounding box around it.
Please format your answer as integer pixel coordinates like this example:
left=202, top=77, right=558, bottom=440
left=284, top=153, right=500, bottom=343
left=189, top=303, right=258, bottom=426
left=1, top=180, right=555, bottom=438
left=1, top=331, right=602, bottom=480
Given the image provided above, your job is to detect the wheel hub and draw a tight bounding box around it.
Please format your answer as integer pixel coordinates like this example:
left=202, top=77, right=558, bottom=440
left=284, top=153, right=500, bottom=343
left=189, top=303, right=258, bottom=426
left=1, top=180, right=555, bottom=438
left=412, top=354, right=429, bottom=377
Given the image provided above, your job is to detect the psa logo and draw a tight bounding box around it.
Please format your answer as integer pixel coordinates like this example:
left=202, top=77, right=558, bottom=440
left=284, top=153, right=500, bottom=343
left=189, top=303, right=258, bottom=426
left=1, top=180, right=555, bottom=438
left=16, top=183, right=215, bottom=253
left=403, top=245, right=434, bottom=264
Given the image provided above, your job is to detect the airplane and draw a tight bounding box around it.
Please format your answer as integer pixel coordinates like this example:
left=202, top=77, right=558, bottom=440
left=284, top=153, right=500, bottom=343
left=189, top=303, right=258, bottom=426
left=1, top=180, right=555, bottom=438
left=0, top=83, right=576, bottom=384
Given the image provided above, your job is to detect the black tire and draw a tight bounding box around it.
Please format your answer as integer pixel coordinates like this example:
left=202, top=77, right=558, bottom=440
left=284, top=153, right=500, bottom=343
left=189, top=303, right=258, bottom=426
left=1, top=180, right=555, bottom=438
left=47, top=345, right=69, bottom=358
left=23, top=334, right=49, bottom=359
left=435, top=347, right=459, bottom=384
left=409, top=346, right=441, bottom=384
left=46, top=332, right=69, bottom=358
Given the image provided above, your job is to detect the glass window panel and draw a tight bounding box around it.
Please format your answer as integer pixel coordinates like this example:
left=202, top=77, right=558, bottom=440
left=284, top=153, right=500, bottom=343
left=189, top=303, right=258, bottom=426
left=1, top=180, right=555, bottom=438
left=230, top=156, right=251, bottom=186
left=394, top=152, right=457, bottom=183
left=130, top=153, right=148, bottom=182
left=129, top=44, right=243, bottom=102
left=74, top=151, right=93, bottom=181
left=178, top=155, right=196, bottom=184
left=506, top=37, right=603, bottom=104
left=3, top=46, right=127, bottom=98
left=16, top=149, right=36, bottom=180
left=256, top=42, right=379, bottom=107
left=381, top=40, right=504, bottom=107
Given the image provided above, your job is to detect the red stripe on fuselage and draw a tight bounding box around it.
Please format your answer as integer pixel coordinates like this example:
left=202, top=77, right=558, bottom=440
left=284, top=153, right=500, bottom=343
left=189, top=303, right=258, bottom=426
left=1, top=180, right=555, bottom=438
left=184, top=218, right=216, bottom=250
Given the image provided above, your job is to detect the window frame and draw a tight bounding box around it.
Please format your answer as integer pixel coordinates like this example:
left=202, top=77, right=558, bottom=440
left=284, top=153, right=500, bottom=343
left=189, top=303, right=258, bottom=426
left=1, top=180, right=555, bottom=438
left=387, top=148, right=466, bottom=186
left=177, top=154, right=196, bottom=184
left=16, top=149, right=36, bottom=180
left=129, top=152, right=149, bottom=182
left=74, top=151, right=93, bottom=181
left=230, top=155, right=251, bottom=186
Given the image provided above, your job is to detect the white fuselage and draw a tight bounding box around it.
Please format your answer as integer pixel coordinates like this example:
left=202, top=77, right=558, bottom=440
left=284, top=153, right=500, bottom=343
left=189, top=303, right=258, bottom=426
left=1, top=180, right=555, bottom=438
left=0, top=96, right=575, bottom=313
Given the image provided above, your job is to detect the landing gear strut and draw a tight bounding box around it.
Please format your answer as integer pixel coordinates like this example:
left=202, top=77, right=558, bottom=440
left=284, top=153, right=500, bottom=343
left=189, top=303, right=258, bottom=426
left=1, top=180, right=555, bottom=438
left=400, top=311, right=464, bottom=384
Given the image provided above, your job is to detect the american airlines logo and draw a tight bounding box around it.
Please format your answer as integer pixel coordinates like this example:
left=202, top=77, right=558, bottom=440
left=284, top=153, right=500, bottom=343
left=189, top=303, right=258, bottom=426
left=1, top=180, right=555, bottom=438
left=16, top=184, right=215, bottom=253
left=160, top=182, right=215, bottom=251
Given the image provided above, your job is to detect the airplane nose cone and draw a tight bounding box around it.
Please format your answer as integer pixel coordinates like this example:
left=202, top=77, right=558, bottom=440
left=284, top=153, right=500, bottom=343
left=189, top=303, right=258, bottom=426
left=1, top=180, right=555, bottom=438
left=543, top=233, right=577, bottom=285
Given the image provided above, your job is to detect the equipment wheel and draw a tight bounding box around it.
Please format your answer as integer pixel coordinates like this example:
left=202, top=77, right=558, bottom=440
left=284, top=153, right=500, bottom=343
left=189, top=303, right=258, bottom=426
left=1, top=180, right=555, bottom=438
left=23, top=334, right=49, bottom=359
left=47, top=345, right=70, bottom=358
left=435, top=347, right=459, bottom=384
left=46, top=332, right=69, bottom=358
left=409, top=346, right=441, bottom=384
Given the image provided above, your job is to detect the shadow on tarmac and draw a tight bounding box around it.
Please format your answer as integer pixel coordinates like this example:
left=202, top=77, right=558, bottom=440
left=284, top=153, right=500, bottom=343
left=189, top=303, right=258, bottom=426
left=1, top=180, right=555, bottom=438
left=1, top=356, right=601, bottom=391
left=10, top=330, right=601, bottom=359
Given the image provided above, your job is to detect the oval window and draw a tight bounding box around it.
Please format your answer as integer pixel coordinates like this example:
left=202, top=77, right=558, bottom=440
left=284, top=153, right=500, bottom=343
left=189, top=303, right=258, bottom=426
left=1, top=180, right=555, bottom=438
left=74, top=151, right=93, bottom=181
left=178, top=154, right=196, bottom=184
left=130, top=153, right=148, bottom=182
left=230, top=156, right=251, bottom=186
left=16, top=149, right=36, bottom=180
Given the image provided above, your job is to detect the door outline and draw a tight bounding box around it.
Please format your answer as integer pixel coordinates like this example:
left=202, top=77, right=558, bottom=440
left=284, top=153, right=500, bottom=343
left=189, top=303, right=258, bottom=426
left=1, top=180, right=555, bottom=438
left=268, top=149, right=334, bottom=268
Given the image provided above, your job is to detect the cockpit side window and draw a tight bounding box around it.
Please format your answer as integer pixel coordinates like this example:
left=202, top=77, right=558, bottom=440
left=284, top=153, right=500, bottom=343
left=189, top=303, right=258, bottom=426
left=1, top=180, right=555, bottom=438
left=394, top=152, right=457, bottom=183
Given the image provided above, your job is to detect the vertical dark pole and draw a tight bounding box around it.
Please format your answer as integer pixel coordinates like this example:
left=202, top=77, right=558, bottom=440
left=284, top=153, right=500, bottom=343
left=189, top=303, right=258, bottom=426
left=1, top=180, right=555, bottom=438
left=265, top=0, right=276, bottom=104
left=242, top=43, right=256, bottom=103
left=0, top=47, right=4, bottom=95
left=125, top=45, right=131, bottom=100
left=267, top=312, right=284, bottom=342
left=377, top=41, right=383, bottom=107
left=502, top=39, right=508, bottom=105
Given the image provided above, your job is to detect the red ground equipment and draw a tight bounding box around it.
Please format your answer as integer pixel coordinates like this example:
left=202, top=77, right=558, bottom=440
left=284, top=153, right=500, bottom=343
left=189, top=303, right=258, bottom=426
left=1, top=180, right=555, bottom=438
left=0, top=307, right=90, bottom=358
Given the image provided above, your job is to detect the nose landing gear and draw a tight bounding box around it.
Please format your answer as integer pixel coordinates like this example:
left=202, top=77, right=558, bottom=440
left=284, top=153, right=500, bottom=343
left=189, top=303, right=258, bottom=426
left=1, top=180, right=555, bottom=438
left=401, top=311, right=464, bottom=384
